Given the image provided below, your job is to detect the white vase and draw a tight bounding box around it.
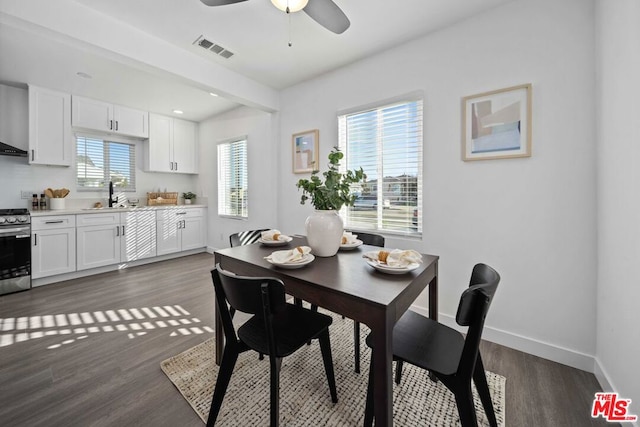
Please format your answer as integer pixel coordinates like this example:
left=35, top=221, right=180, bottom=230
left=185, top=199, right=192, bottom=205
left=305, top=210, right=343, bottom=257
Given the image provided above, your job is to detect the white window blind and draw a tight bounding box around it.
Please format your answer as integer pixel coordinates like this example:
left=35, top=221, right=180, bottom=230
left=339, top=97, right=423, bottom=235
left=76, top=136, right=136, bottom=191
left=218, top=138, right=248, bottom=218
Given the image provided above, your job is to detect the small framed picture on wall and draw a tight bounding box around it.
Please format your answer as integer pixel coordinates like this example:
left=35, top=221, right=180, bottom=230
left=462, top=83, right=532, bottom=161
left=292, top=129, right=319, bottom=173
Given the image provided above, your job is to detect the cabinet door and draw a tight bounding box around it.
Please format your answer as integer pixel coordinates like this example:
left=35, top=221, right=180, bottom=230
left=28, top=86, right=72, bottom=166
left=76, top=224, right=121, bottom=270
left=156, top=211, right=180, bottom=255
left=32, top=228, right=76, bottom=278
left=72, top=96, right=113, bottom=132
left=181, top=216, right=206, bottom=251
left=172, top=118, right=198, bottom=174
left=114, top=105, right=148, bottom=138
left=121, top=211, right=156, bottom=261
left=146, top=113, right=173, bottom=172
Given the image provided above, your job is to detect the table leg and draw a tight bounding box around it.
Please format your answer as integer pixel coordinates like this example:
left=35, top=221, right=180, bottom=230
left=371, top=314, right=394, bottom=427
left=428, top=264, right=438, bottom=321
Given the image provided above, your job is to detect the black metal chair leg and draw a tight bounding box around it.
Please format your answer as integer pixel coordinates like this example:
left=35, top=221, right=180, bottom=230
left=395, top=360, right=403, bottom=384
left=454, top=385, right=479, bottom=427
left=206, top=347, right=239, bottom=427
left=363, top=354, right=375, bottom=427
left=269, top=356, right=282, bottom=427
left=354, top=321, right=361, bottom=373
left=473, top=355, right=497, bottom=427
left=318, top=330, right=338, bottom=403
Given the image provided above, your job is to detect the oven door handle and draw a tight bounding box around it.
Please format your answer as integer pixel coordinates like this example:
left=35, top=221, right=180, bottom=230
left=0, top=227, right=31, bottom=237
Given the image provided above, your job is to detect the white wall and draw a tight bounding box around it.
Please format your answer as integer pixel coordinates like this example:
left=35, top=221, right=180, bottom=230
left=198, top=106, right=279, bottom=250
left=277, top=0, right=598, bottom=369
left=595, top=0, right=640, bottom=410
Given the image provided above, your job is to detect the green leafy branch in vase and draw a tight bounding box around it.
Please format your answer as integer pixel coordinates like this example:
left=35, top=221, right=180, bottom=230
left=296, top=147, right=367, bottom=211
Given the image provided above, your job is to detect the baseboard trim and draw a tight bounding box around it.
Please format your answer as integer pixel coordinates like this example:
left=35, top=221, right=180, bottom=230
left=410, top=304, right=595, bottom=373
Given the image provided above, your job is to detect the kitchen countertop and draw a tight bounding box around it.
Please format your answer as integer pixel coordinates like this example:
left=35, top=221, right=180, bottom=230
left=30, top=204, right=207, bottom=216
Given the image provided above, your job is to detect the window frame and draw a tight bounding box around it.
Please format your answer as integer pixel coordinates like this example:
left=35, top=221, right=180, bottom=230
left=217, top=136, right=249, bottom=219
left=75, top=133, right=137, bottom=192
left=338, top=92, right=423, bottom=237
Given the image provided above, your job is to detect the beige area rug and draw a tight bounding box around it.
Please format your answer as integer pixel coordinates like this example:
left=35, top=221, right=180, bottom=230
left=161, top=312, right=506, bottom=426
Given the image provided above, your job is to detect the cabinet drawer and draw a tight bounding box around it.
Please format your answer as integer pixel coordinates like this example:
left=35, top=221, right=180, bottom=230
left=32, top=215, right=76, bottom=230
left=156, top=208, right=203, bottom=221
left=174, top=208, right=204, bottom=218
left=77, top=212, right=120, bottom=227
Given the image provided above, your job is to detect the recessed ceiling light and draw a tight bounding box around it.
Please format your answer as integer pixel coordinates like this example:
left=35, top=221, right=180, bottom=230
left=209, top=92, right=219, bottom=97
left=173, top=110, right=184, bottom=114
left=76, top=72, right=92, bottom=79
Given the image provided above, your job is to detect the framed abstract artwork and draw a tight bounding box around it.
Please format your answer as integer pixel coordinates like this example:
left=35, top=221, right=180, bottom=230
left=292, top=129, right=319, bottom=173
left=462, top=84, right=532, bottom=161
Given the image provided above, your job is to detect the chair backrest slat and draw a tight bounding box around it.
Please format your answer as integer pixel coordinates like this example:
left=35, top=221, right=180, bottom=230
left=346, top=230, right=384, bottom=247
left=213, top=265, right=286, bottom=316
left=229, top=229, right=269, bottom=247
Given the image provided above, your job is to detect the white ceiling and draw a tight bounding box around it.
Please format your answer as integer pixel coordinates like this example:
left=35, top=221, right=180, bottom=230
left=1, top=0, right=515, bottom=122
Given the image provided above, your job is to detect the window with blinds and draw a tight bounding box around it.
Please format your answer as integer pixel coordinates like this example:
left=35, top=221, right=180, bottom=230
left=338, top=96, right=423, bottom=235
left=218, top=138, right=248, bottom=218
left=76, top=136, right=136, bottom=191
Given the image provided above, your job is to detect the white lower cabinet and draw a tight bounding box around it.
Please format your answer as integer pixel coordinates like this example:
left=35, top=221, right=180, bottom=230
left=32, top=215, right=76, bottom=279
left=120, top=210, right=157, bottom=261
left=76, top=210, right=158, bottom=270
left=156, top=208, right=206, bottom=256
left=76, top=212, right=121, bottom=271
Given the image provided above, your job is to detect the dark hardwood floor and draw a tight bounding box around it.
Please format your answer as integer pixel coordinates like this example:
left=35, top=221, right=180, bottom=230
left=0, top=253, right=609, bottom=426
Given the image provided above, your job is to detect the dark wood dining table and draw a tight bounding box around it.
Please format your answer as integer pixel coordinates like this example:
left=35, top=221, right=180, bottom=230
left=213, top=236, right=439, bottom=427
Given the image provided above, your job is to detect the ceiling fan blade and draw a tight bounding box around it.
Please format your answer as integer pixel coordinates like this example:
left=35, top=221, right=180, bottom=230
left=200, top=0, right=248, bottom=6
left=303, top=0, right=350, bottom=34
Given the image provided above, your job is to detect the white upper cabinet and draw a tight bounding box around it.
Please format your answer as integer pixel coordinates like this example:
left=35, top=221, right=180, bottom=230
left=72, top=95, right=148, bottom=138
left=28, top=85, right=72, bottom=166
left=144, top=113, right=198, bottom=174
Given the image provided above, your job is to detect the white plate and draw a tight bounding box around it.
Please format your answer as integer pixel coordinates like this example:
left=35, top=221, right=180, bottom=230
left=258, top=236, right=293, bottom=246
left=266, top=254, right=315, bottom=269
left=364, top=259, right=420, bottom=274
left=339, top=239, right=363, bottom=250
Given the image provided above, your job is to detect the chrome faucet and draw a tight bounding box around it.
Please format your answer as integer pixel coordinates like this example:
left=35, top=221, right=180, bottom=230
left=108, top=181, right=115, bottom=207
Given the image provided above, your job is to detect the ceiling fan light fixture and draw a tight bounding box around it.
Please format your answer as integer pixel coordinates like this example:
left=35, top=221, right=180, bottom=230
left=271, top=0, right=308, bottom=13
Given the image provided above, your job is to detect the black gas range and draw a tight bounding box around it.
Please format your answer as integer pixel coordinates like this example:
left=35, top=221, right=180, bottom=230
left=0, top=208, right=31, bottom=295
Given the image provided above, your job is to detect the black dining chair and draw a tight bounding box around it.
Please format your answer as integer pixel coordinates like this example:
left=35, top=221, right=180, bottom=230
left=312, top=230, right=384, bottom=374
left=363, top=263, right=500, bottom=427
left=208, top=265, right=338, bottom=427
left=229, top=229, right=269, bottom=247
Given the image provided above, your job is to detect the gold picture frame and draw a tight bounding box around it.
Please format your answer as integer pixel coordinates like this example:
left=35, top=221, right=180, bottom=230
left=292, top=129, right=319, bottom=173
left=462, top=83, right=532, bottom=161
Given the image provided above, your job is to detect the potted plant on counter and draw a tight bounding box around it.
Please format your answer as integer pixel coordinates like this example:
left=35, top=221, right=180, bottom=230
left=296, top=147, right=366, bottom=257
left=183, top=192, right=197, bottom=205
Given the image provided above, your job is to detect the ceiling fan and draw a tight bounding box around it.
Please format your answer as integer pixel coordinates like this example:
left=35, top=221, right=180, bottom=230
left=200, top=0, right=350, bottom=34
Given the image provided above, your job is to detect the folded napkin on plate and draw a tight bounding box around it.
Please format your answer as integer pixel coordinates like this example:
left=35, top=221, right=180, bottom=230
left=261, top=229, right=287, bottom=241
left=363, top=249, right=422, bottom=268
left=341, top=232, right=358, bottom=245
left=265, top=246, right=312, bottom=264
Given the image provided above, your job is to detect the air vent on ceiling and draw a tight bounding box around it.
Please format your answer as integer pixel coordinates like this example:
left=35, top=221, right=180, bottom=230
left=193, top=35, right=235, bottom=59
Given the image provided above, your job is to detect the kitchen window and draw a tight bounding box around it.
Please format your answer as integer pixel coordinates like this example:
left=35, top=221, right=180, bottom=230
left=338, top=94, right=423, bottom=236
left=76, top=135, right=136, bottom=191
left=218, top=137, right=248, bottom=218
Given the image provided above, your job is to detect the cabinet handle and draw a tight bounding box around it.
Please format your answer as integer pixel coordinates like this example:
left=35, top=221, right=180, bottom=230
left=34, top=233, right=37, bottom=246
left=45, top=220, right=64, bottom=224
left=170, top=162, right=173, bottom=171
left=116, top=226, right=120, bottom=237
left=110, top=120, right=113, bottom=130
left=121, top=225, right=125, bottom=236
left=115, top=121, right=119, bottom=131
left=176, top=212, right=187, bottom=215
left=182, top=220, right=186, bottom=229
left=175, top=162, right=178, bottom=171
left=31, top=150, right=35, bottom=161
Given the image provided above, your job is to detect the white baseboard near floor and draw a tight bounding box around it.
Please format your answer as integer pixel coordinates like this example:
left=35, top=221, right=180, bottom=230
left=410, top=304, right=595, bottom=373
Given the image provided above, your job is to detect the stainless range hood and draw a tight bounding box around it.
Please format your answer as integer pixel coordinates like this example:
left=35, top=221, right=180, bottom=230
left=0, top=141, right=28, bottom=157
